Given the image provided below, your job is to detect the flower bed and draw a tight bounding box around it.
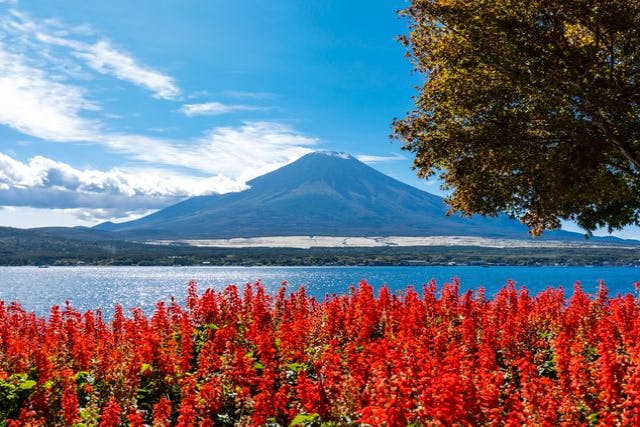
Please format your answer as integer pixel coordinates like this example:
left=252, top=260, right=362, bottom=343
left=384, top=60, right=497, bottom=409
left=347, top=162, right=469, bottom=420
left=1, top=279, right=639, bottom=426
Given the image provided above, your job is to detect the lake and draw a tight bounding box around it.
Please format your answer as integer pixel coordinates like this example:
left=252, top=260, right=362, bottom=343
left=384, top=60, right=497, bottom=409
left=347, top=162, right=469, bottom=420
left=0, top=265, right=639, bottom=316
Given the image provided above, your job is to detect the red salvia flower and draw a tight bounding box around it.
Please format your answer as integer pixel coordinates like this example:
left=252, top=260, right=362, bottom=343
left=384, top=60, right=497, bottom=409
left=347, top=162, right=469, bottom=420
left=99, top=397, right=121, bottom=427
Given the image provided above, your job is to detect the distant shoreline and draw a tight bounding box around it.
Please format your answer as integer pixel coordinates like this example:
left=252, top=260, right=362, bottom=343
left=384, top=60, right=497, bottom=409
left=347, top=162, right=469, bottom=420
left=144, top=235, right=639, bottom=250
left=2, top=227, right=639, bottom=266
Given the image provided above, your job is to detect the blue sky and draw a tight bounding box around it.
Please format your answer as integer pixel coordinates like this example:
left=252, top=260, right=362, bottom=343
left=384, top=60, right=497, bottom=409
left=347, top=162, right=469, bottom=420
left=0, top=0, right=637, bottom=239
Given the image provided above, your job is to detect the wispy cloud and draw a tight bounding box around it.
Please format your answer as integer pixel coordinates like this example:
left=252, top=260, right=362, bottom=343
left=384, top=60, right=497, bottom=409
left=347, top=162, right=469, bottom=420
left=98, top=122, right=317, bottom=178
left=223, top=90, right=276, bottom=100
left=356, top=153, right=405, bottom=163
left=0, top=44, right=98, bottom=142
left=74, top=40, right=180, bottom=100
left=180, top=102, right=257, bottom=116
left=4, top=10, right=180, bottom=99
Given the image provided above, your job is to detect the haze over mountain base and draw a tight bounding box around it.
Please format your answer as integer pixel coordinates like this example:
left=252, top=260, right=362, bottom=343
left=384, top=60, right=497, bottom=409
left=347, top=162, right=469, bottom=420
left=146, top=236, right=638, bottom=249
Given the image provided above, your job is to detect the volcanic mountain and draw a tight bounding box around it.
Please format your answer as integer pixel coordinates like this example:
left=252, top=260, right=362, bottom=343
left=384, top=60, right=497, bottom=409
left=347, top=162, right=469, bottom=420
left=96, top=151, right=582, bottom=240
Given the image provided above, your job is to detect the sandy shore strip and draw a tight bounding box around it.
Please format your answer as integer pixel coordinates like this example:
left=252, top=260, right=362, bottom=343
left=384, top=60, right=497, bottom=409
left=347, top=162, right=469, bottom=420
left=144, top=236, right=638, bottom=249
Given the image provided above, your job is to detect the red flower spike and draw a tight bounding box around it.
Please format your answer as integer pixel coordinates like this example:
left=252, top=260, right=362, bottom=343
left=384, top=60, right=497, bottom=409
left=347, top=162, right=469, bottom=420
left=99, top=398, right=121, bottom=427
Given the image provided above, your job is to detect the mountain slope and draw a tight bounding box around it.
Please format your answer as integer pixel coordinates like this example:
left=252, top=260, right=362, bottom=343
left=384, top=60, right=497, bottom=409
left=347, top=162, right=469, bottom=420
left=96, top=151, right=587, bottom=240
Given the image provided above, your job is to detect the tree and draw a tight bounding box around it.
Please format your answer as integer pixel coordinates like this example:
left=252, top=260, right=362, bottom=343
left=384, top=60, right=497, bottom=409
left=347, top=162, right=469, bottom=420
left=393, top=0, right=640, bottom=236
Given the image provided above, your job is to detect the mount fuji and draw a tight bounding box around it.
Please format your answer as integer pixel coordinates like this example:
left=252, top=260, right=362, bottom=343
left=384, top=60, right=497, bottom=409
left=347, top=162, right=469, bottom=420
left=94, top=151, right=594, bottom=242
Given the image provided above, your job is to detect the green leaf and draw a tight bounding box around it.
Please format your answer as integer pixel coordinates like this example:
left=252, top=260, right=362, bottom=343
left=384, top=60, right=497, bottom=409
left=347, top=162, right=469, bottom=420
left=74, top=371, right=89, bottom=381
left=18, top=380, right=36, bottom=390
left=290, top=413, right=319, bottom=426
left=287, top=362, right=308, bottom=373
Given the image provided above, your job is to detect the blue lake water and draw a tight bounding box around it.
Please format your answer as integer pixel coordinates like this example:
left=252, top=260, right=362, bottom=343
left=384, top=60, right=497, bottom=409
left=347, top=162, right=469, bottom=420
left=0, top=266, right=639, bottom=316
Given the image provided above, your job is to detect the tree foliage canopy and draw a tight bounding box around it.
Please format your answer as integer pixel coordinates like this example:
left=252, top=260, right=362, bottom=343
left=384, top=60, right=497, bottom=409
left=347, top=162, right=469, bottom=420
left=393, top=0, right=640, bottom=236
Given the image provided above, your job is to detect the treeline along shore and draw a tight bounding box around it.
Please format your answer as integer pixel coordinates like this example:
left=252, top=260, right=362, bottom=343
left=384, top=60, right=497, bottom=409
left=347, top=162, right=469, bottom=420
left=1, top=227, right=639, bottom=266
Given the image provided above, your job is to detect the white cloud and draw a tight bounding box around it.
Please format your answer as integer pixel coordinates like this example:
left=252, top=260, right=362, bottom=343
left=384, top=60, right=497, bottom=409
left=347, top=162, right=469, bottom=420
left=74, top=40, right=180, bottom=100
left=180, top=102, right=257, bottom=116
left=4, top=9, right=180, bottom=100
left=0, top=44, right=98, bottom=142
left=356, top=153, right=406, bottom=163
left=0, top=206, right=154, bottom=228
left=97, top=122, right=317, bottom=178
left=0, top=151, right=253, bottom=220
left=223, top=90, right=276, bottom=100
left=0, top=11, right=181, bottom=143
left=0, top=152, right=247, bottom=201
